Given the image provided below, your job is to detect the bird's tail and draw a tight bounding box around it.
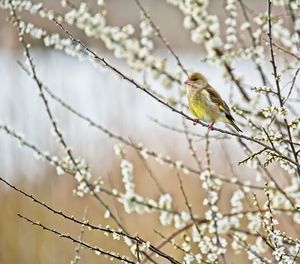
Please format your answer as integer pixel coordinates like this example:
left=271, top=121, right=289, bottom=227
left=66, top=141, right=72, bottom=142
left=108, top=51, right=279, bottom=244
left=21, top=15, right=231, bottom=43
left=223, top=113, right=242, bottom=132
left=229, top=120, right=242, bottom=132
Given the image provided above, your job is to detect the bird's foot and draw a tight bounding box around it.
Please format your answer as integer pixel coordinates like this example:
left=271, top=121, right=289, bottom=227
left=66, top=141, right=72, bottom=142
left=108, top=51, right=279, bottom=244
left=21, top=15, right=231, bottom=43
left=193, top=118, right=200, bottom=125
left=208, top=122, right=215, bottom=131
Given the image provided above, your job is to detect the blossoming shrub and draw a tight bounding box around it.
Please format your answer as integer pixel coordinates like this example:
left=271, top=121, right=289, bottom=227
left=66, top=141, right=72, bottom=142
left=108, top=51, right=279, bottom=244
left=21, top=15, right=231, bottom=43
left=1, top=0, right=300, bottom=263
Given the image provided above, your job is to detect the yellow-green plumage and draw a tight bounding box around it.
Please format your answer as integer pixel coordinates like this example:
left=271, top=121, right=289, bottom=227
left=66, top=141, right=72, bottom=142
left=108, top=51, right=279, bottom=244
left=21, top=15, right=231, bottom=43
left=185, top=72, right=242, bottom=132
left=188, top=88, right=217, bottom=122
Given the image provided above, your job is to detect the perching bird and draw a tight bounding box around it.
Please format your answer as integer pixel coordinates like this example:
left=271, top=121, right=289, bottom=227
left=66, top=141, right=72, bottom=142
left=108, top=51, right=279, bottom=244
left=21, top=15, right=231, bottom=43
left=184, top=72, right=242, bottom=132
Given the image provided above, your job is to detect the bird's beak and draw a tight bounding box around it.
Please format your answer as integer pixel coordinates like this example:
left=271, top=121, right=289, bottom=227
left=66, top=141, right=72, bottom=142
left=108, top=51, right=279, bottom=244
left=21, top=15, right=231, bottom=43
left=184, top=79, right=191, bottom=85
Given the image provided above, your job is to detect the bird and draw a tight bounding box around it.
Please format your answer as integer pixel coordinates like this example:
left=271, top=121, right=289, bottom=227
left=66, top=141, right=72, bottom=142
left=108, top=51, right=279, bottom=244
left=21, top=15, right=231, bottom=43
left=184, top=72, right=242, bottom=132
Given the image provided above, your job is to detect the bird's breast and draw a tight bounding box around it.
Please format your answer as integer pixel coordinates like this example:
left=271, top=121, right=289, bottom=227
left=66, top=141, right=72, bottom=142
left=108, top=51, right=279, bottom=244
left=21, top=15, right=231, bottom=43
left=187, top=88, right=219, bottom=122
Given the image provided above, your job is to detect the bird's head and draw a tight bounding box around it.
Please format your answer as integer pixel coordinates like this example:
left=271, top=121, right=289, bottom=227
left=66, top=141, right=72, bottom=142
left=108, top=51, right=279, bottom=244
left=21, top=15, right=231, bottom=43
left=184, top=72, right=208, bottom=88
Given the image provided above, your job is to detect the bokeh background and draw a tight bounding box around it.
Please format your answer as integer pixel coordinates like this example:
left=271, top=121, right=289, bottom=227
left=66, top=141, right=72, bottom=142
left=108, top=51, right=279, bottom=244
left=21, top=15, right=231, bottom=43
left=0, top=1, right=291, bottom=263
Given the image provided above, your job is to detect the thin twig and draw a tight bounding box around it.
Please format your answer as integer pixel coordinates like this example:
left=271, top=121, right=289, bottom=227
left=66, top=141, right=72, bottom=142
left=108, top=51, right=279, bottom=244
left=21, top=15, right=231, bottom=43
left=182, top=119, right=202, bottom=168
left=129, top=138, right=166, bottom=194
left=267, top=0, right=300, bottom=177
left=272, top=40, right=300, bottom=61
left=133, top=0, right=188, bottom=77
left=176, top=173, right=202, bottom=237
left=71, top=207, right=88, bottom=264
left=238, top=0, right=272, bottom=106
left=229, top=233, right=269, bottom=263
left=237, top=138, right=296, bottom=208
left=205, top=133, right=227, bottom=264
left=283, top=67, right=300, bottom=105
left=18, top=214, right=137, bottom=264
left=152, top=230, right=211, bottom=264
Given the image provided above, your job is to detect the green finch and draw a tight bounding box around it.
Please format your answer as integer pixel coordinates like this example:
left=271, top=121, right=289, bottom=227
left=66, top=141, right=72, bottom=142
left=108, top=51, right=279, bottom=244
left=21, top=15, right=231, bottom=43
left=184, top=72, right=242, bottom=132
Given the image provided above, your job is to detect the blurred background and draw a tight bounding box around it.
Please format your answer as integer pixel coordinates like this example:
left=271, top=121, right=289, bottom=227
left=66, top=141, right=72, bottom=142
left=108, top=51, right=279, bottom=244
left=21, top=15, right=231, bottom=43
left=0, top=0, right=289, bottom=263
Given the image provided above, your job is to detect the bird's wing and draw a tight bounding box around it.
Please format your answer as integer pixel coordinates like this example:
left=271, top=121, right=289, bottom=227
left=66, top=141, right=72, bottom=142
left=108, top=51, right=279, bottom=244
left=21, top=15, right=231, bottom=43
left=205, top=85, right=235, bottom=121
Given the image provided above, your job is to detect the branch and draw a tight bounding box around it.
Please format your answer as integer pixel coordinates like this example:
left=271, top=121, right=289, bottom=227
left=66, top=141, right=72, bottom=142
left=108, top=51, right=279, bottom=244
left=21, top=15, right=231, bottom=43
left=18, top=214, right=136, bottom=264
left=11, top=9, right=128, bottom=235
left=51, top=18, right=300, bottom=169
left=133, top=0, right=188, bottom=77
left=0, top=175, right=181, bottom=264
left=267, top=0, right=300, bottom=177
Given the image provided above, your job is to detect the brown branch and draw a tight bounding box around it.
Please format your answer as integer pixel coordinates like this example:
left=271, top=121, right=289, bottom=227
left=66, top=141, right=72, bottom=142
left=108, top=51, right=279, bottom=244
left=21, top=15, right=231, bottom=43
left=52, top=18, right=300, bottom=169
left=18, top=214, right=136, bottom=264
left=0, top=175, right=180, bottom=264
